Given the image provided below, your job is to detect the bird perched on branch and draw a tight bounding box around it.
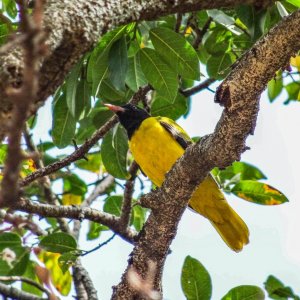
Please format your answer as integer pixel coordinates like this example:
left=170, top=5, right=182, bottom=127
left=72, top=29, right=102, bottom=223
left=105, top=103, right=249, bottom=252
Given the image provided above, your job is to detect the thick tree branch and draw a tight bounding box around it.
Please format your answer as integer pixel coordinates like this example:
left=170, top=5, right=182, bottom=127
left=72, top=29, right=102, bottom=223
left=112, top=10, right=300, bottom=299
left=0, top=0, right=274, bottom=139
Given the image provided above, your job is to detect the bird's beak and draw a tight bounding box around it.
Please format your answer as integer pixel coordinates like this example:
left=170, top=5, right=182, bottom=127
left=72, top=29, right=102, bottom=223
left=104, top=103, right=125, bottom=113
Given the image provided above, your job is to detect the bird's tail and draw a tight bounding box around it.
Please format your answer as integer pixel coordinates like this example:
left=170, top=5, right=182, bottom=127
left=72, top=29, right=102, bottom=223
left=209, top=205, right=249, bottom=252
left=189, top=175, right=249, bottom=252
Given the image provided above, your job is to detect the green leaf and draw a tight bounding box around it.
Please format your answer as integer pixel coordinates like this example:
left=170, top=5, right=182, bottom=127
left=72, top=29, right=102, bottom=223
left=125, top=55, right=147, bottom=92
left=75, top=117, right=96, bottom=144
left=132, top=205, right=147, bottom=231
left=285, top=82, right=300, bottom=102
left=97, top=79, right=126, bottom=101
left=207, top=10, right=242, bottom=34
left=89, top=26, right=127, bottom=95
left=9, top=250, right=30, bottom=276
left=75, top=78, right=92, bottom=118
left=103, top=195, right=123, bottom=216
left=91, top=107, right=114, bottom=128
left=236, top=5, right=255, bottom=29
left=0, top=244, right=29, bottom=276
left=66, top=59, right=83, bottom=119
left=268, top=76, right=283, bottom=102
left=108, top=36, right=128, bottom=90
left=204, top=29, right=231, bottom=56
left=151, top=93, right=188, bottom=120
left=52, top=93, right=76, bottom=149
left=264, top=275, right=300, bottom=300
left=87, top=222, right=109, bottom=240
left=276, top=2, right=289, bottom=17
left=39, top=232, right=77, bottom=254
left=139, top=48, right=178, bottom=102
left=58, top=252, right=78, bottom=274
left=206, top=53, right=235, bottom=80
left=2, top=0, right=17, bottom=18
left=212, top=162, right=267, bottom=186
left=0, top=233, right=22, bottom=251
left=63, top=173, right=87, bottom=196
left=101, top=125, right=129, bottom=179
left=286, top=0, right=300, bottom=7
left=150, top=27, right=200, bottom=80
left=222, top=285, right=265, bottom=300
left=181, top=255, right=212, bottom=300
left=231, top=180, right=289, bottom=205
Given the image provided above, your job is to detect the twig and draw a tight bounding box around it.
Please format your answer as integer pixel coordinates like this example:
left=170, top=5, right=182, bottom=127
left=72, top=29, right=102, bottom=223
left=14, top=198, right=137, bottom=243
left=0, top=209, right=46, bottom=236
left=21, top=86, right=151, bottom=187
left=192, top=16, right=212, bottom=49
left=180, top=78, right=216, bottom=97
left=119, top=162, right=139, bottom=229
left=174, top=13, right=182, bottom=32
left=0, top=0, right=46, bottom=207
left=82, top=175, right=115, bottom=208
left=81, top=233, right=116, bottom=257
left=0, top=281, right=47, bottom=300
left=0, top=276, right=51, bottom=298
left=73, top=260, right=98, bottom=300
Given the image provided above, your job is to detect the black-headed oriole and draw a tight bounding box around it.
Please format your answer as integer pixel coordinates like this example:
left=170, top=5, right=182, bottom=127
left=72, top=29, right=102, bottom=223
left=105, top=103, right=249, bottom=252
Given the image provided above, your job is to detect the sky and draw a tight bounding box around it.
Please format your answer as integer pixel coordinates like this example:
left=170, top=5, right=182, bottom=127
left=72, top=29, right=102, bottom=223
left=33, top=86, right=300, bottom=299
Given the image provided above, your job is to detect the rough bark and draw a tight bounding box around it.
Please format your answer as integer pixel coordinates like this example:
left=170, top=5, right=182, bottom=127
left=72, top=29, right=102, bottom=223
left=0, top=0, right=274, bottom=139
left=111, top=10, right=300, bottom=299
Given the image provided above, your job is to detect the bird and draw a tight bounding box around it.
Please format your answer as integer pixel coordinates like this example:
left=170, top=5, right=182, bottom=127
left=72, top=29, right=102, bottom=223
left=105, top=103, right=249, bottom=252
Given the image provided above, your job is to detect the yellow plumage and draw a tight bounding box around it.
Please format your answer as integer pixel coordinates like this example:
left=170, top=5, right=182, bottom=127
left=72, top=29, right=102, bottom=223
left=129, top=117, right=249, bottom=252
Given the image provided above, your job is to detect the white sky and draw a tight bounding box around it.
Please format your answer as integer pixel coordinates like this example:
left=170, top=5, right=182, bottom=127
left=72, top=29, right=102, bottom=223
left=34, top=86, right=300, bottom=299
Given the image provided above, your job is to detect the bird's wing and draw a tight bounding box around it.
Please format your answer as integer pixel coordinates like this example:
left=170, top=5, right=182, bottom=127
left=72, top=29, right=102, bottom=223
left=157, top=116, right=193, bottom=150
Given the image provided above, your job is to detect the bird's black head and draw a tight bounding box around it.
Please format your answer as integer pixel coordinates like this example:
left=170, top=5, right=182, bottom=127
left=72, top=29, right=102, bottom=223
left=105, top=103, right=150, bottom=139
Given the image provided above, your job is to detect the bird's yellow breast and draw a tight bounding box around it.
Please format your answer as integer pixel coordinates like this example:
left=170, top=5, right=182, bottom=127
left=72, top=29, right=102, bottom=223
left=129, top=117, right=184, bottom=187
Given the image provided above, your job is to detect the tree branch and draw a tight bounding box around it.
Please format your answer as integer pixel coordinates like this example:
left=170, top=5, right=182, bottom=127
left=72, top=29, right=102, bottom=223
left=14, top=198, right=137, bottom=243
left=180, top=78, right=216, bottom=97
left=111, top=9, right=300, bottom=299
left=0, top=281, right=47, bottom=300
left=119, top=162, right=139, bottom=229
left=0, top=0, right=274, bottom=140
left=0, top=276, right=51, bottom=298
left=0, top=209, right=46, bottom=236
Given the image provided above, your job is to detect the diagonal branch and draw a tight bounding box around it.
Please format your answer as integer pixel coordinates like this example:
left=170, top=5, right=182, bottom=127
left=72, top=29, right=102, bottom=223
left=111, top=9, right=300, bottom=299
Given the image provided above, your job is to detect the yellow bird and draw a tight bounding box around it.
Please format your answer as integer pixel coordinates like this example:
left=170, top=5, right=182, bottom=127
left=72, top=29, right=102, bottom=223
left=105, top=103, right=249, bottom=252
